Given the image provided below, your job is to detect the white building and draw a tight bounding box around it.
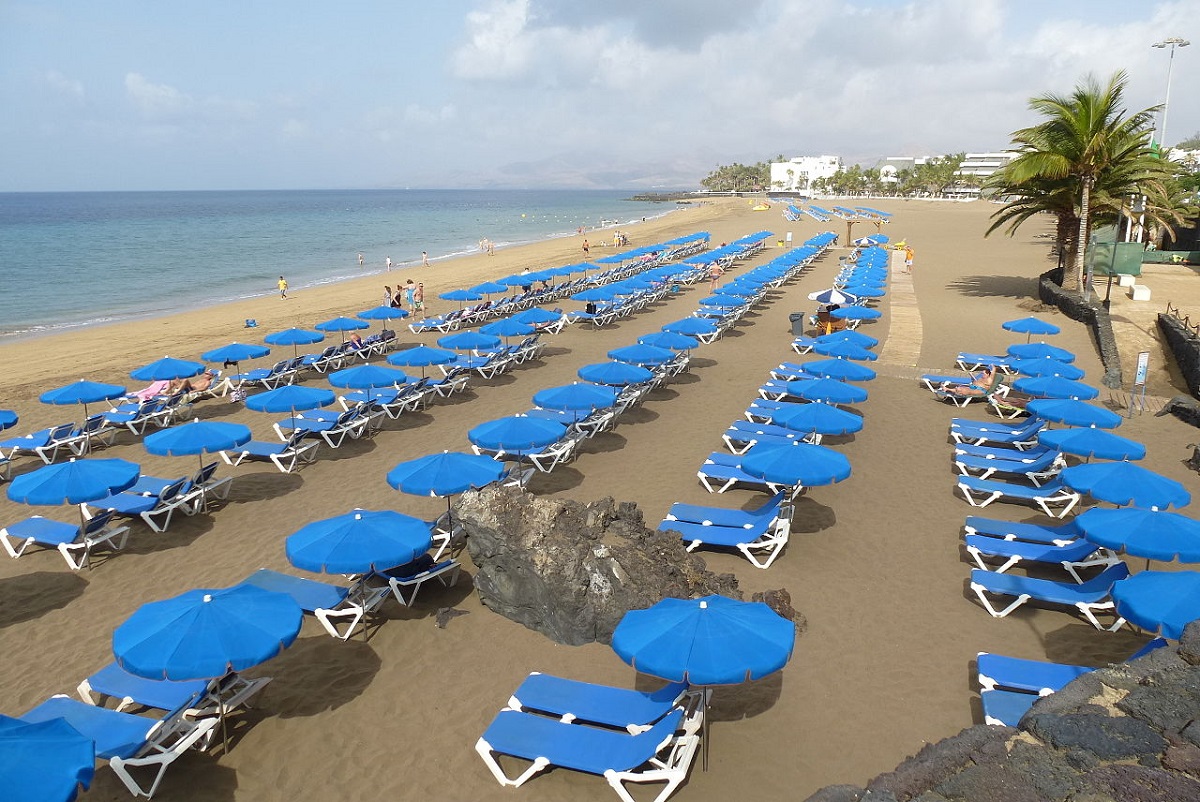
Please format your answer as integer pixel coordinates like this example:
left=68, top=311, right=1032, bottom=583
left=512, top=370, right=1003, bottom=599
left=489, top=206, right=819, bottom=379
left=957, top=152, right=1014, bottom=178
left=770, top=155, right=843, bottom=195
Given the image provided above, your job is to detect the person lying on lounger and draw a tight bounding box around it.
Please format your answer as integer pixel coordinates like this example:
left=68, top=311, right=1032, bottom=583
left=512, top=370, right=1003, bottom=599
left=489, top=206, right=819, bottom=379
left=939, top=366, right=1001, bottom=398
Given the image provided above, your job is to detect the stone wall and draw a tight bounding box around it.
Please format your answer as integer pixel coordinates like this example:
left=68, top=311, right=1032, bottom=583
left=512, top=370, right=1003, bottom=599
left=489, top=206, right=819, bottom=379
left=1038, top=268, right=1122, bottom=388
left=1158, top=313, right=1200, bottom=399
left=804, top=622, right=1200, bottom=802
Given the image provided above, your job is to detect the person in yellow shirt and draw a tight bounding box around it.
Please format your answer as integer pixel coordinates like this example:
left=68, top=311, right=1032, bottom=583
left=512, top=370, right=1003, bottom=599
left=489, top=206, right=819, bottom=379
left=278, top=276, right=288, bottom=299
left=904, top=245, right=914, bottom=273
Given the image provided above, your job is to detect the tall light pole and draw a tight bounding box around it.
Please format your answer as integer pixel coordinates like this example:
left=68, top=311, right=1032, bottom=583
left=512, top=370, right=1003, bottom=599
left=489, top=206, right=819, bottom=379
left=1152, top=36, right=1190, bottom=151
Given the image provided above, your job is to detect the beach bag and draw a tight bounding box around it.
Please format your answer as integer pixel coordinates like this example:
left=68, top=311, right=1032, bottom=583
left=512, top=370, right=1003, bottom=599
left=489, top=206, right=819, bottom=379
left=230, top=387, right=247, bottom=403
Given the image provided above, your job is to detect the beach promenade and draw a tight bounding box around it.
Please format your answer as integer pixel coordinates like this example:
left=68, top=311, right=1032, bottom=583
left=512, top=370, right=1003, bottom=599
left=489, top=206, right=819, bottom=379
left=0, top=199, right=1196, bottom=801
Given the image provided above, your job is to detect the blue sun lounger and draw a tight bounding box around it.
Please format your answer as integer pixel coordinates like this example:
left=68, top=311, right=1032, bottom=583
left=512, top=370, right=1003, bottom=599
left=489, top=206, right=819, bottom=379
left=506, top=672, right=691, bottom=734
left=956, top=475, right=1082, bottom=518
left=969, top=562, right=1130, bottom=631
left=475, top=707, right=699, bottom=802
left=221, top=430, right=320, bottom=473
left=664, top=490, right=786, bottom=528
left=963, top=516, right=1081, bottom=545
left=696, top=453, right=797, bottom=497
left=659, top=507, right=792, bottom=569
left=980, top=688, right=1042, bottom=727
left=952, top=442, right=1056, bottom=462
left=949, top=416, right=1045, bottom=449
left=953, top=450, right=1064, bottom=486
left=0, top=509, right=130, bottom=570
left=975, top=638, right=1169, bottom=726
left=87, top=477, right=194, bottom=533
left=371, top=554, right=462, bottom=606
left=722, top=420, right=805, bottom=454
left=20, top=695, right=218, bottom=798
left=964, top=534, right=1119, bottom=582
left=78, top=661, right=274, bottom=723
left=238, top=568, right=390, bottom=641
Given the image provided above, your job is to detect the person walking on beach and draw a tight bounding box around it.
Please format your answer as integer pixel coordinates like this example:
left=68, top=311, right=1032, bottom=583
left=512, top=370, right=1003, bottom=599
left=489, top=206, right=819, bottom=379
left=904, top=244, right=915, bottom=274
left=386, top=256, right=393, bottom=272
left=404, top=279, right=416, bottom=311
left=422, top=251, right=429, bottom=266
left=413, top=282, right=425, bottom=313
left=708, top=263, right=723, bottom=290
left=383, top=285, right=394, bottom=306
left=278, top=276, right=289, bottom=299
left=358, top=252, right=364, bottom=267
left=582, top=239, right=590, bottom=258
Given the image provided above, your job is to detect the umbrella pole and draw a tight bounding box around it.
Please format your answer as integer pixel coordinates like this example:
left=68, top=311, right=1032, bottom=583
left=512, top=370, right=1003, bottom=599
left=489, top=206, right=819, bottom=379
left=702, top=686, right=711, bottom=771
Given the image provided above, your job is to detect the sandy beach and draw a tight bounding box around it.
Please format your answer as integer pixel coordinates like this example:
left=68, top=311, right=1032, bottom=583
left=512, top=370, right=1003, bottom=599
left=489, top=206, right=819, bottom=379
left=1, top=197, right=1197, bottom=802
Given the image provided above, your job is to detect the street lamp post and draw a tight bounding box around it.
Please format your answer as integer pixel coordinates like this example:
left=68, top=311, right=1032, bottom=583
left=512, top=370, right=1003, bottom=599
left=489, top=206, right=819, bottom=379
left=1152, top=36, right=1190, bottom=151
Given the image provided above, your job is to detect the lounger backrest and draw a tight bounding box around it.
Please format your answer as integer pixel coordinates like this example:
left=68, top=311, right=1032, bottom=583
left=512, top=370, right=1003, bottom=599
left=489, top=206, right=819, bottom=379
left=282, top=430, right=310, bottom=450
left=49, top=422, right=76, bottom=441
left=83, top=509, right=116, bottom=536
left=159, top=478, right=189, bottom=502
left=193, top=462, right=218, bottom=487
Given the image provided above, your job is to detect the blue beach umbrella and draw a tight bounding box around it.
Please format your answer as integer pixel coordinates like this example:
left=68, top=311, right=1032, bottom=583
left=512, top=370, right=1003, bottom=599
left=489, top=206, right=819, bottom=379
left=697, top=294, right=748, bottom=309
left=815, top=330, right=878, bottom=349
left=8, top=457, right=139, bottom=507
left=811, top=341, right=878, bottom=361
left=499, top=274, right=534, bottom=287
left=387, top=345, right=457, bottom=378
left=573, top=286, right=620, bottom=303
left=387, top=451, right=508, bottom=498
left=144, top=419, right=252, bottom=484
left=130, top=357, right=206, bottom=382
left=830, top=305, right=881, bottom=321
left=611, top=594, right=796, bottom=769
left=439, top=289, right=484, bottom=308
left=1012, top=376, right=1099, bottom=400
left=40, top=379, right=127, bottom=420
left=785, top=378, right=869, bottom=405
left=740, top=442, right=852, bottom=488
left=771, top=403, right=863, bottom=440
left=577, top=361, right=655, bottom=386
left=1012, top=357, right=1085, bottom=380
left=608, top=344, right=675, bottom=367
left=387, top=450, right=509, bottom=522
left=1007, top=342, right=1076, bottom=362
left=1003, top=316, right=1061, bottom=343
left=468, top=416, right=566, bottom=456
left=437, top=331, right=502, bottom=352
left=1037, top=428, right=1146, bottom=462
left=1026, top=398, right=1122, bottom=429
left=480, top=319, right=536, bottom=340
left=471, top=280, right=510, bottom=295
left=1076, top=507, right=1200, bottom=563
left=201, top=342, right=271, bottom=374
left=356, top=306, right=410, bottom=333
left=662, top=317, right=719, bottom=336
left=264, top=327, right=324, bottom=358
left=1112, top=571, right=1200, bottom=639
left=0, top=410, right=16, bottom=430
left=841, top=284, right=884, bottom=298
left=513, top=308, right=563, bottom=326
left=286, top=509, right=432, bottom=574
left=315, top=316, right=369, bottom=344
left=803, top=359, right=876, bottom=382
left=113, top=584, right=303, bottom=681
left=1060, top=462, right=1191, bottom=510
left=328, top=364, right=412, bottom=403
left=638, top=331, right=700, bottom=352
left=245, top=384, right=335, bottom=431
left=0, top=715, right=95, bottom=802
left=533, top=383, right=618, bottom=414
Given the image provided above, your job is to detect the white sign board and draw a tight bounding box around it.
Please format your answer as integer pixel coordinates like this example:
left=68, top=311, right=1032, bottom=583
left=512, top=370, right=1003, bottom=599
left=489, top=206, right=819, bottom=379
left=1134, top=351, right=1150, bottom=386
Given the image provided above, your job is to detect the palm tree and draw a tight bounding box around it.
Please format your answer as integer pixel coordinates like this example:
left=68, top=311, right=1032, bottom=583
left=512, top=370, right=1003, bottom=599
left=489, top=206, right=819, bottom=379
left=987, top=71, right=1169, bottom=292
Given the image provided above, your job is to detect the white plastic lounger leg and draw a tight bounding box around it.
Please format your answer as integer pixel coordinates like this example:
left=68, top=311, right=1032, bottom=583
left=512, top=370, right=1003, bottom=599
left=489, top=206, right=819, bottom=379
left=109, top=717, right=218, bottom=799
left=475, top=739, right=551, bottom=788
left=1077, top=603, right=1126, bottom=633
left=605, top=733, right=701, bottom=802
left=958, top=486, right=1001, bottom=508
left=971, top=584, right=1032, bottom=618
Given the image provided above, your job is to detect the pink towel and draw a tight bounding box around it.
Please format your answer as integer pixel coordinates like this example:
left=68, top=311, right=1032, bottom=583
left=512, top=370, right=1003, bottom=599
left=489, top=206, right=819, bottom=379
left=133, top=380, right=170, bottom=401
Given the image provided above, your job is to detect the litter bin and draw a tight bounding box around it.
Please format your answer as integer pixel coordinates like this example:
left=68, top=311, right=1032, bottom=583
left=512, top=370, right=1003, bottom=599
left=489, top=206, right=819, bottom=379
left=789, top=312, right=806, bottom=336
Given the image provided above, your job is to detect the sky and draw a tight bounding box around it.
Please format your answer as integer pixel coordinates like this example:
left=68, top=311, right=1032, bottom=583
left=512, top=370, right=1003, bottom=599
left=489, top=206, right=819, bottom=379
left=1, top=0, right=1197, bottom=192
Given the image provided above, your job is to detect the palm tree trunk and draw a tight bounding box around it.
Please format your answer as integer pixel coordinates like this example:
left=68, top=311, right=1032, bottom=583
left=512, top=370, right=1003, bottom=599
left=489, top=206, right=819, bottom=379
left=1068, top=176, right=1093, bottom=294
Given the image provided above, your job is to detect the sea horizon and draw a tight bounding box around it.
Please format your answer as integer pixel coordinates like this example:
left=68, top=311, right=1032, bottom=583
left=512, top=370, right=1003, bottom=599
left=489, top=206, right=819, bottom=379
left=0, top=188, right=680, bottom=341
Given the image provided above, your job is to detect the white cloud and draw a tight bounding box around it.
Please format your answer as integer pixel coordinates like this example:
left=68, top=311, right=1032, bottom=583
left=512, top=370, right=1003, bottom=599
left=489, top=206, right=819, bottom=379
left=451, top=0, right=538, bottom=80
left=45, top=70, right=84, bottom=99
left=124, top=72, right=191, bottom=117
left=281, top=119, right=308, bottom=138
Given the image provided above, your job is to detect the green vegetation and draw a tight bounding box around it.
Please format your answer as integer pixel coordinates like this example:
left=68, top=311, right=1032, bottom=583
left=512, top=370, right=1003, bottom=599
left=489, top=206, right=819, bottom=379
left=810, top=154, right=967, bottom=197
left=699, top=159, right=774, bottom=193
left=984, top=71, right=1193, bottom=293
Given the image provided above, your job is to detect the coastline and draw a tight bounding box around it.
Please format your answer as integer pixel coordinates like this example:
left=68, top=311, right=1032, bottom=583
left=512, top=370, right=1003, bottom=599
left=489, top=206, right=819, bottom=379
left=0, top=196, right=1197, bottom=801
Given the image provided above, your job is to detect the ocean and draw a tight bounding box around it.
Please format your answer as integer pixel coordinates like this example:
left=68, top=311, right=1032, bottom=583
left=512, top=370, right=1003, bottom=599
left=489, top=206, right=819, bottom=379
left=0, top=189, right=675, bottom=339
